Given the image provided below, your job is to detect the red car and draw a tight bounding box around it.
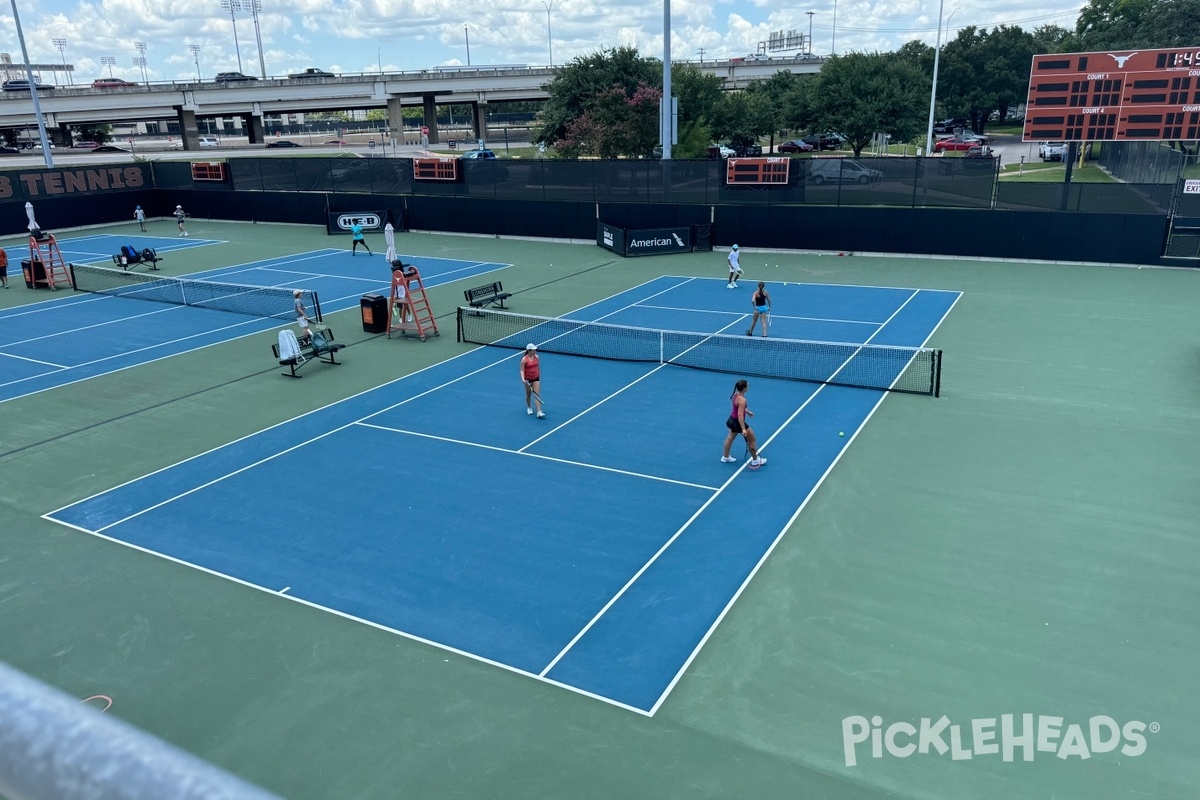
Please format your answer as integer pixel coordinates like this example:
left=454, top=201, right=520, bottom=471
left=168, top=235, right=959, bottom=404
left=778, top=139, right=814, bottom=154
left=934, top=137, right=983, bottom=152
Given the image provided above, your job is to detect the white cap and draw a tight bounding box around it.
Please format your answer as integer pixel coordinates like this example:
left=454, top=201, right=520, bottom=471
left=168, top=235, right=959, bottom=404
left=526, top=343, right=537, bottom=351
left=175, top=204, right=182, bottom=209
left=732, top=244, right=739, bottom=250
left=293, top=289, right=302, bottom=297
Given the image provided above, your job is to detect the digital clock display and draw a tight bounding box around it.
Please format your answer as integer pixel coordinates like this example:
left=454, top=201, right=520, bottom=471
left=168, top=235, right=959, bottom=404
left=1023, top=48, right=1200, bottom=141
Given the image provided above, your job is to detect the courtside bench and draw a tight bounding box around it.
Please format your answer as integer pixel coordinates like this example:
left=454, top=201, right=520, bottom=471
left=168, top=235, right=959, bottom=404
left=271, top=327, right=345, bottom=378
left=464, top=281, right=511, bottom=309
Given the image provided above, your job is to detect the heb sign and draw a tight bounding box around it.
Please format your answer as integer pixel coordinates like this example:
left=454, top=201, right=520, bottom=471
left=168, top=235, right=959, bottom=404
left=597, top=221, right=692, bottom=257
left=1184, top=179, right=1200, bottom=194
left=326, top=211, right=387, bottom=235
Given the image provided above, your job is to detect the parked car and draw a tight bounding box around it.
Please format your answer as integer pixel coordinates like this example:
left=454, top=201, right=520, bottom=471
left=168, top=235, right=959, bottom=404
left=2, top=78, right=53, bottom=92
left=215, top=72, right=257, bottom=82
left=964, top=145, right=994, bottom=159
left=934, top=137, right=981, bottom=153
left=92, top=78, right=137, bottom=88
left=778, top=139, right=814, bottom=154
left=932, top=117, right=970, bottom=135
left=707, top=144, right=736, bottom=159
left=459, top=149, right=497, bottom=159
left=199, top=136, right=220, bottom=147
left=801, top=132, right=844, bottom=151
left=265, top=140, right=301, bottom=148
left=72, top=141, right=100, bottom=149
left=807, top=159, right=883, bottom=185
left=288, top=68, right=335, bottom=79
left=1039, top=141, right=1066, bottom=161
left=325, top=139, right=349, bottom=145
left=728, top=141, right=762, bottom=157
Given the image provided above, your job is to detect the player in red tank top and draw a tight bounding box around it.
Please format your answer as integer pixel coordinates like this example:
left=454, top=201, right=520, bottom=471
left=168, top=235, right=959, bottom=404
left=520, top=344, right=544, bottom=418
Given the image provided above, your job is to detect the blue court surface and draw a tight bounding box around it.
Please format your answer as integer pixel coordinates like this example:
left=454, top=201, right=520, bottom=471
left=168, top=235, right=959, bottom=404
left=0, top=234, right=508, bottom=404
left=46, top=276, right=960, bottom=714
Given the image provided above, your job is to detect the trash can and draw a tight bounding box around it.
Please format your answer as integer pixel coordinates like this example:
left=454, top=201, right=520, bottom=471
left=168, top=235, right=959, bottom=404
left=21, top=259, right=46, bottom=289
left=360, top=294, right=388, bottom=333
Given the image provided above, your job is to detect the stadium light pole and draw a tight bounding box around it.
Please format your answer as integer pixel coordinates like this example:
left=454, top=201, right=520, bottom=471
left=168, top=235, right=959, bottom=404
left=661, top=0, right=672, bottom=160
left=806, top=12, right=814, bottom=55
left=52, top=37, right=66, bottom=85
left=9, top=0, right=53, bottom=165
left=134, top=41, right=148, bottom=84
left=189, top=44, right=202, bottom=81
left=220, top=0, right=245, bottom=73
left=248, top=0, right=266, bottom=78
left=543, top=0, right=553, bottom=66
left=464, top=25, right=471, bottom=66
left=831, top=0, right=837, bottom=54
left=923, top=5, right=959, bottom=156
left=100, top=55, right=116, bottom=78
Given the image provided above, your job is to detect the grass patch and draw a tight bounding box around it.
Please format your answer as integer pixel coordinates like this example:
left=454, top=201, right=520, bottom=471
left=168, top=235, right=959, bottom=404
left=999, top=163, right=1118, bottom=183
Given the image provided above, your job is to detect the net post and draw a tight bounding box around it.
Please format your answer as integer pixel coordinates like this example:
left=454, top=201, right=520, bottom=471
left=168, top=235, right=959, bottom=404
left=456, top=306, right=464, bottom=342
left=933, top=349, right=942, bottom=398
left=68, top=262, right=79, bottom=291
left=311, top=291, right=323, bottom=323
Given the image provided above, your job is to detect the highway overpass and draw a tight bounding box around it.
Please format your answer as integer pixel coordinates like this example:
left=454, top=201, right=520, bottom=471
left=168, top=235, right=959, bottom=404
left=0, top=58, right=826, bottom=148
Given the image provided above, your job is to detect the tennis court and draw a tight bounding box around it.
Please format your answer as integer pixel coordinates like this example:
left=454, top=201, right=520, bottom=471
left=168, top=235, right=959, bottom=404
left=0, top=239, right=508, bottom=404
left=45, top=275, right=958, bottom=713
left=3, top=219, right=1197, bottom=800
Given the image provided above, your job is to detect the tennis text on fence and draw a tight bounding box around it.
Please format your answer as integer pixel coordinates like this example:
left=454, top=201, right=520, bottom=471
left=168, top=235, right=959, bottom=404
left=841, top=714, right=1155, bottom=766
left=0, top=167, right=146, bottom=198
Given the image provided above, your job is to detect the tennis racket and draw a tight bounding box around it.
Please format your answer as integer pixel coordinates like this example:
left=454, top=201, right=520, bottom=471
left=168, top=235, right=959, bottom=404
left=525, top=381, right=545, bottom=410
left=765, top=310, right=771, bottom=329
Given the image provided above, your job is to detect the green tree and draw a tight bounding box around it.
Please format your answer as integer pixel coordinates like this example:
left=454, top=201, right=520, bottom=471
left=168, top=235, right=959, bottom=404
left=76, top=124, right=113, bottom=144
left=1074, top=0, right=1155, bottom=48
left=554, top=82, right=661, bottom=158
left=535, top=45, right=659, bottom=147
left=939, top=25, right=1039, bottom=131
left=808, top=52, right=930, bottom=155
left=670, top=63, right=723, bottom=129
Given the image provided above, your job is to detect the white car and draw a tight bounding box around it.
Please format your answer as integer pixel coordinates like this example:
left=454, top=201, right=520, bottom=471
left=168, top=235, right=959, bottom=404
left=1039, top=141, right=1066, bottom=161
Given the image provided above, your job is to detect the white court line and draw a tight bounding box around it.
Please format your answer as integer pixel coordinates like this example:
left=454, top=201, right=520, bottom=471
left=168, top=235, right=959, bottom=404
left=44, top=517, right=653, bottom=717
left=356, top=422, right=718, bottom=491
left=541, top=288, right=922, bottom=684
left=0, top=351, right=66, bottom=369
left=647, top=289, right=956, bottom=715
left=665, top=274, right=963, bottom=295
left=2, top=302, right=184, bottom=348
left=0, top=313, right=265, bottom=392
left=634, top=303, right=882, bottom=326
left=520, top=311, right=748, bottom=453
left=44, top=273, right=690, bottom=520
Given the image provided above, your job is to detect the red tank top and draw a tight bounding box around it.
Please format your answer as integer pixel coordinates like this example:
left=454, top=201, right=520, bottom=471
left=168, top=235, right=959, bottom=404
left=522, top=355, right=540, bottom=380
left=730, top=393, right=742, bottom=419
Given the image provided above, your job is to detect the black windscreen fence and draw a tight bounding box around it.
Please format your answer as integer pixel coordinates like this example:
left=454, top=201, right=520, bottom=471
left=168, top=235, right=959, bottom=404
left=212, top=156, right=1161, bottom=217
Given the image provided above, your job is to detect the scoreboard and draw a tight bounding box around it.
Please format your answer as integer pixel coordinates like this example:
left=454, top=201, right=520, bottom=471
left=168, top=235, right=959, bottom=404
left=1023, top=47, right=1200, bottom=142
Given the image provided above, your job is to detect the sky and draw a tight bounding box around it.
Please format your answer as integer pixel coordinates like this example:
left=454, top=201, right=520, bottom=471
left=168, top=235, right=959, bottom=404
left=0, top=0, right=1085, bottom=85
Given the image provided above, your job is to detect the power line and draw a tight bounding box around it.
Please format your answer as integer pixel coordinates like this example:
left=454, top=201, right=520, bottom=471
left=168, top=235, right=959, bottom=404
left=826, top=9, right=1077, bottom=35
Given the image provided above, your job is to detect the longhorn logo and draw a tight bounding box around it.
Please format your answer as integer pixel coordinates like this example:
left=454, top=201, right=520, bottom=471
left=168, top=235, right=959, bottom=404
left=1107, top=52, right=1138, bottom=68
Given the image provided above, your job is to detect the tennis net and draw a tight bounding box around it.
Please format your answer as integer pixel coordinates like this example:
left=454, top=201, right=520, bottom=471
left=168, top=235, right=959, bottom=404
left=70, top=264, right=321, bottom=322
left=457, top=307, right=942, bottom=396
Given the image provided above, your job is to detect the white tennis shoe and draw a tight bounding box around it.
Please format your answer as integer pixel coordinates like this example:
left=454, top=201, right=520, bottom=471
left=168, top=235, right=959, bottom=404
left=720, top=456, right=737, bottom=463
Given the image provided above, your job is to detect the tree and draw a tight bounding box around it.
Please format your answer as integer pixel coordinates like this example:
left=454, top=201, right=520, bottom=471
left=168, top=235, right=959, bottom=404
left=535, top=46, right=659, bottom=148
left=938, top=25, right=1039, bottom=131
left=1074, top=0, right=1155, bottom=48
left=807, top=52, right=930, bottom=156
left=76, top=124, right=113, bottom=144
left=554, top=83, right=661, bottom=158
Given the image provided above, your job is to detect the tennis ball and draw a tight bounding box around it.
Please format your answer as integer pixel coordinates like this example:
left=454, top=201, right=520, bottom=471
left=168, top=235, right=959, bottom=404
left=839, top=431, right=845, bottom=437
